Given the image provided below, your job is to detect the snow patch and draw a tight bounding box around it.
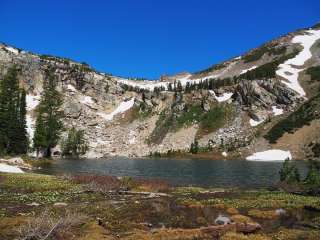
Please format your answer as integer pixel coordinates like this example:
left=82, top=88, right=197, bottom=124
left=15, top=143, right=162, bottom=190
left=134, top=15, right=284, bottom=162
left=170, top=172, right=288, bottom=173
left=246, top=150, right=292, bottom=161
left=0, top=163, right=24, bottom=173
left=26, top=94, right=40, bottom=143
left=26, top=94, right=40, bottom=111
left=81, top=96, right=95, bottom=106
left=67, top=84, right=77, bottom=92
left=272, top=106, right=283, bottom=116
left=240, top=66, right=257, bottom=74
left=26, top=115, right=36, bottom=141
left=209, top=90, right=233, bottom=102
left=4, top=46, right=19, bottom=55
left=98, top=98, right=135, bottom=121
left=249, top=118, right=264, bottom=127
left=128, top=130, right=136, bottom=144
left=276, top=29, right=320, bottom=96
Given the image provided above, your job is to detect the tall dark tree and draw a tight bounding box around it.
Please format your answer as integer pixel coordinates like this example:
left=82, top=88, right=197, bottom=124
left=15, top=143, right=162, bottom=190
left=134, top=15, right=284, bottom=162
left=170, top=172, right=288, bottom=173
left=13, top=89, right=28, bottom=153
left=0, top=66, right=28, bottom=154
left=34, top=69, right=63, bottom=158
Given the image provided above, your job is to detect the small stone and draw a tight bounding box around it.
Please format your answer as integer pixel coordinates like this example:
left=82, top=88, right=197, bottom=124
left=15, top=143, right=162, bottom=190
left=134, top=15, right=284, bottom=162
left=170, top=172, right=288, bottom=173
left=215, top=215, right=231, bottom=225
left=275, top=208, right=286, bottom=216
left=27, top=202, right=40, bottom=207
left=53, top=202, right=68, bottom=207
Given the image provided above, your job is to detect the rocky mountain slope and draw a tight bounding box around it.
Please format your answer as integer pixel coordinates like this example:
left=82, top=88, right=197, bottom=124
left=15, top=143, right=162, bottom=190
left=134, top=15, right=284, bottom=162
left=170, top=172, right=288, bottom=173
left=0, top=23, right=320, bottom=159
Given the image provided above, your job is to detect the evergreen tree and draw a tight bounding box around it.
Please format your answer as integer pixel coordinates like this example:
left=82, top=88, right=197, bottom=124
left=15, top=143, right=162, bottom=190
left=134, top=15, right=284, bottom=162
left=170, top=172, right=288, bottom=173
left=14, top=89, right=28, bottom=153
left=279, top=159, right=300, bottom=183
left=61, top=127, right=88, bottom=157
left=33, top=69, right=63, bottom=158
left=305, top=161, right=320, bottom=186
left=0, top=66, right=28, bottom=154
left=189, top=139, right=199, bottom=154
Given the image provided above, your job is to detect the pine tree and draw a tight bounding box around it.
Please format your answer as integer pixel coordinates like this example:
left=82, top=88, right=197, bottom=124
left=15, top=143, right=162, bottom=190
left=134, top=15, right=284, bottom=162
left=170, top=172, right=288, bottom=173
left=13, top=89, right=28, bottom=153
left=0, top=66, right=28, bottom=154
left=33, top=69, right=63, bottom=158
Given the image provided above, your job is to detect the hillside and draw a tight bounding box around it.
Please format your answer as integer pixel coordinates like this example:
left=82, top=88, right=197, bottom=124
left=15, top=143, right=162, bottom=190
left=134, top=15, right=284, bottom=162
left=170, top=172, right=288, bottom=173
left=0, top=23, right=320, bottom=159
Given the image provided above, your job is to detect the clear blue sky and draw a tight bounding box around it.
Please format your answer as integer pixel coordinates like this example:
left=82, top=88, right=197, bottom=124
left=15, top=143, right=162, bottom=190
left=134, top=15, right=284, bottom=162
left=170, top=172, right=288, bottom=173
left=0, top=0, right=319, bottom=79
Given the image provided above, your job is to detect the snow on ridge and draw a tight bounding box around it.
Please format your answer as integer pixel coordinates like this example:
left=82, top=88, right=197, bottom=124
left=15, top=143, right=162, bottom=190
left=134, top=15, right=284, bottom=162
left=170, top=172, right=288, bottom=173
left=4, top=46, right=19, bottom=55
left=98, top=98, right=135, bottom=121
left=246, top=150, right=292, bottom=161
left=240, top=66, right=257, bottom=74
left=0, top=163, right=24, bottom=173
left=117, top=72, right=223, bottom=91
left=276, top=29, right=320, bottom=96
left=209, top=90, right=233, bottom=102
left=272, top=106, right=283, bottom=116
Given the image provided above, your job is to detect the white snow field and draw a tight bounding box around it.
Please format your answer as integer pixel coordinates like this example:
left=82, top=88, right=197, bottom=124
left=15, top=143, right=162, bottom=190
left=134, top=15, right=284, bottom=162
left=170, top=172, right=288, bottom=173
left=4, top=46, right=19, bottom=55
left=272, top=106, right=284, bottom=116
left=240, top=66, right=257, bottom=74
left=98, top=98, right=135, bottom=121
left=246, top=150, right=292, bottom=161
left=26, top=94, right=40, bottom=111
left=0, top=163, right=24, bottom=173
left=249, top=118, right=264, bottom=127
left=26, top=94, right=40, bottom=141
left=209, top=90, right=233, bottom=102
left=276, top=29, right=320, bottom=96
left=67, top=84, right=77, bottom=92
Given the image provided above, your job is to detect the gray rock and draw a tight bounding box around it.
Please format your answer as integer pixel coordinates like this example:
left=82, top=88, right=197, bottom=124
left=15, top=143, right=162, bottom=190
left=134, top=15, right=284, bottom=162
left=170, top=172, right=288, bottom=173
left=215, top=215, right=231, bottom=225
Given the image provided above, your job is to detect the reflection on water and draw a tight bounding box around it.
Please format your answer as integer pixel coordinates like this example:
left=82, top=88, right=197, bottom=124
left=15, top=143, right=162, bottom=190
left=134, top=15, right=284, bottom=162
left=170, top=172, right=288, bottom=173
left=36, top=157, right=309, bottom=188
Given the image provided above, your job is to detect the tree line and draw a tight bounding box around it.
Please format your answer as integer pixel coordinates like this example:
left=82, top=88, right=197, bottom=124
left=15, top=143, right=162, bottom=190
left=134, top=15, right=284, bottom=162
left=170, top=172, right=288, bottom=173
left=0, top=66, right=87, bottom=158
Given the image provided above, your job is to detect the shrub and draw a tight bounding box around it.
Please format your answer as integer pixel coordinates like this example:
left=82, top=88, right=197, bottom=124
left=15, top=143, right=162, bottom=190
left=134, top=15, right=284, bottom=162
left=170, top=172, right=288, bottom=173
left=61, top=127, right=88, bottom=157
left=306, top=66, right=320, bottom=81
left=265, top=93, right=320, bottom=143
left=305, top=161, right=320, bottom=186
left=189, top=140, right=199, bottom=154
left=239, top=50, right=300, bottom=80
left=279, top=159, right=300, bottom=183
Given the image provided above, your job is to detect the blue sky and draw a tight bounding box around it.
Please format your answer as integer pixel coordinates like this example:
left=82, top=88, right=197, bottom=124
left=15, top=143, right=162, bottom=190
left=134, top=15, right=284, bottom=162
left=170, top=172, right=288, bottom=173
left=0, top=0, right=319, bottom=79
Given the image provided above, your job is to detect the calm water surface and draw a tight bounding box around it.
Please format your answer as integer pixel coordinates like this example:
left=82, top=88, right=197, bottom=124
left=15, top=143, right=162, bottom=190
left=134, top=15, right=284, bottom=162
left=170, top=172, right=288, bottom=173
left=36, top=157, right=309, bottom=188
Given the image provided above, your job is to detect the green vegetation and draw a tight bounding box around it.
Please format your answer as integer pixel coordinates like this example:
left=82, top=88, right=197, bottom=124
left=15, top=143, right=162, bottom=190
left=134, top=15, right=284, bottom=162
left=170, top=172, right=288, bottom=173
left=148, top=109, right=173, bottom=144
left=195, top=62, right=226, bottom=75
left=279, top=159, right=320, bottom=194
left=279, top=159, right=300, bottom=183
left=1, top=172, right=320, bottom=239
left=312, top=22, right=320, bottom=29
left=306, top=65, right=320, bottom=81
left=40, top=54, right=71, bottom=65
left=0, top=66, right=28, bottom=155
left=34, top=69, right=64, bottom=158
left=61, top=127, right=88, bottom=157
left=239, top=50, right=300, bottom=80
left=243, top=43, right=287, bottom=63
left=148, top=103, right=233, bottom=144
left=189, top=139, right=199, bottom=154
left=264, top=93, right=320, bottom=143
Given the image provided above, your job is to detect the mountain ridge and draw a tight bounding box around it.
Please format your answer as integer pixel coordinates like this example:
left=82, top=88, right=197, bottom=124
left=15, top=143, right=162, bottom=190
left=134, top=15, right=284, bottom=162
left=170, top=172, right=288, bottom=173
left=0, top=23, right=320, bottom=160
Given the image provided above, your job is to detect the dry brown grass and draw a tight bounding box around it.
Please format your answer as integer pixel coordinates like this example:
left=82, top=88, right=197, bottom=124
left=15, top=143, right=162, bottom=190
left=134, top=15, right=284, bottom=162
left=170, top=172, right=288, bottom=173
left=231, top=215, right=255, bottom=224
left=17, top=209, right=87, bottom=240
left=133, top=178, right=171, bottom=193
left=247, top=209, right=277, bottom=220
left=71, top=175, right=121, bottom=192
left=221, top=232, right=271, bottom=240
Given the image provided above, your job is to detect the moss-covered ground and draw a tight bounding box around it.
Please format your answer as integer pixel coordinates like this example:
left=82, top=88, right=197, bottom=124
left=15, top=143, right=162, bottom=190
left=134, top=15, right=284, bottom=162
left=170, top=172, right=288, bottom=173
left=0, top=173, right=319, bottom=239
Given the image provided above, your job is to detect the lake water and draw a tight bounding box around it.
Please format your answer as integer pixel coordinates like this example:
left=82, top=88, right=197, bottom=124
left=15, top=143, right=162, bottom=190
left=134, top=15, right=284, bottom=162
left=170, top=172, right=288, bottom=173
left=36, top=157, right=309, bottom=188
